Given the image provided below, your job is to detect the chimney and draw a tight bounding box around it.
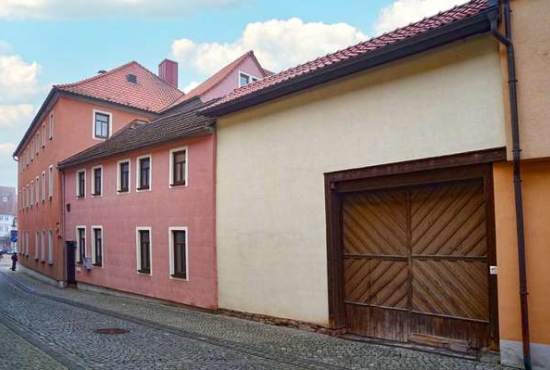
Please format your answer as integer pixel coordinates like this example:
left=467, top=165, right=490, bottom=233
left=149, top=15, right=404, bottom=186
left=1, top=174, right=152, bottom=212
left=158, top=59, right=178, bottom=88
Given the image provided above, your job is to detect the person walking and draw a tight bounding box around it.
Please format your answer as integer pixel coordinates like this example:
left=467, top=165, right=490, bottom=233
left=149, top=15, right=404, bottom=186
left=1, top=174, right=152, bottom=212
left=10, top=252, right=17, bottom=271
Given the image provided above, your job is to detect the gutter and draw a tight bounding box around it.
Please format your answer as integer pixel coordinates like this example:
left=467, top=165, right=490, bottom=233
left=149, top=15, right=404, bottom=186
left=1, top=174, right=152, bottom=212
left=203, top=5, right=499, bottom=117
left=488, top=1, right=531, bottom=369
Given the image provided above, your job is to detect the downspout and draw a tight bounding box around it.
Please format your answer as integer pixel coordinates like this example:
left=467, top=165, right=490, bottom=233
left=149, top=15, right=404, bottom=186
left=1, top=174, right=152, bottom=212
left=60, top=168, right=67, bottom=284
left=489, top=1, right=531, bottom=369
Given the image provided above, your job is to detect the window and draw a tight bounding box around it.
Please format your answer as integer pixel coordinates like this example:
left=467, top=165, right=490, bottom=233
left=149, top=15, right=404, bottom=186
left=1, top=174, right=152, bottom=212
left=169, top=227, right=188, bottom=280
left=93, top=111, right=111, bottom=139
left=137, top=155, right=151, bottom=190
left=34, top=231, right=39, bottom=260
left=76, top=170, right=85, bottom=198
left=92, top=227, right=103, bottom=267
left=76, top=227, right=86, bottom=264
left=41, top=171, right=46, bottom=201
left=136, top=228, right=151, bottom=274
left=41, top=124, right=46, bottom=147
left=48, top=165, right=54, bottom=199
left=117, top=160, right=130, bottom=193
left=26, top=232, right=30, bottom=255
left=30, top=181, right=34, bottom=206
left=49, top=113, right=54, bottom=140
left=35, top=177, right=39, bottom=205
left=92, top=166, right=102, bottom=196
left=170, top=148, right=187, bottom=187
left=48, top=230, right=54, bottom=265
left=41, top=230, right=45, bottom=262
left=238, top=71, right=260, bottom=87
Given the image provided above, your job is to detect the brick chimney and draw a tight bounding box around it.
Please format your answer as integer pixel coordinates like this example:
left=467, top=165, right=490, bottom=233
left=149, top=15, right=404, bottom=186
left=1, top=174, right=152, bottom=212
left=158, top=59, right=178, bottom=88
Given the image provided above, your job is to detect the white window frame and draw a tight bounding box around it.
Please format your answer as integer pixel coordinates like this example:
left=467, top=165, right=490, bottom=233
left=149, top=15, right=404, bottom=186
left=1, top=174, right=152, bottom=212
left=34, top=231, right=39, bottom=260
left=76, top=226, right=86, bottom=263
left=92, top=110, right=113, bottom=140
left=117, top=159, right=131, bottom=194
left=41, top=229, right=46, bottom=262
left=169, top=146, right=188, bottom=188
left=136, top=154, right=152, bottom=192
left=49, top=112, right=54, bottom=140
left=30, top=181, right=34, bottom=207
left=41, top=171, right=46, bottom=202
left=91, top=225, right=104, bottom=267
left=48, top=229, right=54, bottom=265
left=135, top=227, right=152, bottom=275
left=41, top=124, right=46, bottom=148
left=25, top=232, right=29, bottom=256
left=48, top=165, right=54, bottom=199
left=76, top=169, right=86, bottom=198
left=91, top=165, right=103, bottom=197
left=238, top=70, right=260, bottom=87
left=168, top=227, right=189, bottom=281
left=35, top=177, right=39, bottom=205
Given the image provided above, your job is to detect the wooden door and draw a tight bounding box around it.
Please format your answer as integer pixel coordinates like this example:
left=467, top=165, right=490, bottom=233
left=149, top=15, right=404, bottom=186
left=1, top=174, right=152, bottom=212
left=341, top=179, right=491, bottom=350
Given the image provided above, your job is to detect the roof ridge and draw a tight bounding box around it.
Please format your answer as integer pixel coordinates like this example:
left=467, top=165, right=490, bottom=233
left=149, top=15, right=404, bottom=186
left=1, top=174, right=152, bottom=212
left=54, top=61, right=138, bottom=89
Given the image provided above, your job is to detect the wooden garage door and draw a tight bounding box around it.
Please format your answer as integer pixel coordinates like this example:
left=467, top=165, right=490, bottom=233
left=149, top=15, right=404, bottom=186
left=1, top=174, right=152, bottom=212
left=342, top=179, right=490, bottom=350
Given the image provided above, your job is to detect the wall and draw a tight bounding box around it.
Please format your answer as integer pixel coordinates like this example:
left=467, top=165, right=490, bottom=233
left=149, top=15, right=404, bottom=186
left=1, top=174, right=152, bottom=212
left=501, top=0, right=550, bottom=160
left=494, top=160, right=550, bottom=370
left=63, top=136, right=217, bottom=309
left=201, top=57, right=266, bottom=103
left=17, top=96, right=151, bottom=281
left=215, top=36, right=506, bottom=325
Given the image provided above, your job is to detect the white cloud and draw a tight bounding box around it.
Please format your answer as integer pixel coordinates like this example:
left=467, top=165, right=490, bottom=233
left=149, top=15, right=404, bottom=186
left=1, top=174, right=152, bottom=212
left=0, top=104, right=35, bottom=128
left=183, top=81, right=199, bottom=93
left=171, top=18, right=367, bottom=76
left=0, top=54, right=41, bottom=103
left=374, top=0, right=469, bottom=35
left=0, top=0, right=247, bottom=19
left=0, top=142, right=16, bottom=155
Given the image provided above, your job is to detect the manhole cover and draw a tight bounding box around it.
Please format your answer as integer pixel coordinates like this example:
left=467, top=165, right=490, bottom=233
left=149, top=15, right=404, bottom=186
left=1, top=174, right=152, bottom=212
left=93, top=328, right=130, bottom=335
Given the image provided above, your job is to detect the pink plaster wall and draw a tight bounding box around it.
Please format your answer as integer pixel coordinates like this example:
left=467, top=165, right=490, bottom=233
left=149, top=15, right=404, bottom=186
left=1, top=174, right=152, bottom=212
left=63, top=135, right=217, bottom=309
left=201, top=56, right=266, bottom=102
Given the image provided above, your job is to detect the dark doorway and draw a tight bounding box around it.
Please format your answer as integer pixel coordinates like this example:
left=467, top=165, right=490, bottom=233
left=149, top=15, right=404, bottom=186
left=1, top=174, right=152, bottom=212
left=66, top=241, right=76, bottom=285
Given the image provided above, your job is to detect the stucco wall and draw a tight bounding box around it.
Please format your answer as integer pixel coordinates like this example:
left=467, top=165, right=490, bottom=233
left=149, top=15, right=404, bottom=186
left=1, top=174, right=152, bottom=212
left=215, top=36, right=506, bottom=324
left=501, top=0, right=550, bottom=160
left=64, top=136, right=217, bottom=309
left=494, top=160, right=550, bottom=370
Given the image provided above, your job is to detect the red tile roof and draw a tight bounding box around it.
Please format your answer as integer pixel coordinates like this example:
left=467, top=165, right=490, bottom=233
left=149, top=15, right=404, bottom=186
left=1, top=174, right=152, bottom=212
left=55, top=61, right=184, bottom=113
left=206, top=0, right=491, bottom=112
left=161, top=51, right=267, bottom=112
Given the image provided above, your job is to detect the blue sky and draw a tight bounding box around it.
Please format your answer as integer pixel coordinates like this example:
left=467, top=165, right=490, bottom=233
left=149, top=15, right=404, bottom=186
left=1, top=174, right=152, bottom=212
left=0, top=0, right=465, bottom=189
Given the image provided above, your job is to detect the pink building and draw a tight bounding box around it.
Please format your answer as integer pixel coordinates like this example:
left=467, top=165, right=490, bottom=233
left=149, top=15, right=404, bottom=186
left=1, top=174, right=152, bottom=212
left=57, top=52, right=268, bottom=307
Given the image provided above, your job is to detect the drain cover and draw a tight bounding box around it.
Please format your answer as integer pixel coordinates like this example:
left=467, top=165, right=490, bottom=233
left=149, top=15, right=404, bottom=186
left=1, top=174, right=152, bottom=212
left=94, top=328, right=130, bottom=335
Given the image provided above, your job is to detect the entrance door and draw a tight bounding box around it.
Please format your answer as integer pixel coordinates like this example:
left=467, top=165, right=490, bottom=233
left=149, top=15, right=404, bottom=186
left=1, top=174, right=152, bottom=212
left=66, top=241, right=76, bottom=285
left=342, top=179, right=491, bottom=351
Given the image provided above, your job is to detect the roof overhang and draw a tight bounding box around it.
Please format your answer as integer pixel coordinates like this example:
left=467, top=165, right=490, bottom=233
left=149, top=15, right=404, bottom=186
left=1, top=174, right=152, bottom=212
left=203, top=5, right=499, bottom=117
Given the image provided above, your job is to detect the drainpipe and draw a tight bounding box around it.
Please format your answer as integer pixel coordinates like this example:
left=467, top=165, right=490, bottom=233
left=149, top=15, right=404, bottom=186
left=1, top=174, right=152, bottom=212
left=489, top=1, right=531, bottom=369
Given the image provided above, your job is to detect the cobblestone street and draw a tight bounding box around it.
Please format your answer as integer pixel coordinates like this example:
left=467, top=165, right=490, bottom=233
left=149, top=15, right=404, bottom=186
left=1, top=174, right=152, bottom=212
left=0, top=258, right=509, bottom=370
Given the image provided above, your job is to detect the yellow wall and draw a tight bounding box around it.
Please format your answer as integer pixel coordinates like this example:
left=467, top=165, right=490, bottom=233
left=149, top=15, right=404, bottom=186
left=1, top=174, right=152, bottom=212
left=494, top=160, right=550, bottom=368
left=501, top=0, right=550, bottom=160
left=216, top=35, right=505, bottom=324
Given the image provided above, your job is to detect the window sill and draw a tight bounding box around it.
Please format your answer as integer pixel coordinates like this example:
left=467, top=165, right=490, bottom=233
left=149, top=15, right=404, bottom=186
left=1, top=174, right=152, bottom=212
left=171, top=273, right=188, bottom=280
left=91, top=193, right=102, bottom=196
left=170, top=181, right=186, bottom=187
left=40, top=260, right=45, bottom=264
left=117, top=190, right=129, bottom=194
left=48, top=263, right=54, bottom=267
left=137, top=269, right=151, bottom=275
left=136, top=186, right=150, bottom=191
left=34, top=257, right=39, bottom=261
left=76, top=195, right=85, bottom=199
left=92, top=263, right=102, bottom=267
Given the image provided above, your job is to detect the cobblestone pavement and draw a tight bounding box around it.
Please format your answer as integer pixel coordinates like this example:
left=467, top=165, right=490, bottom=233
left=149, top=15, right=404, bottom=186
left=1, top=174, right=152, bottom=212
left=0, top=259, right=510, bottom=370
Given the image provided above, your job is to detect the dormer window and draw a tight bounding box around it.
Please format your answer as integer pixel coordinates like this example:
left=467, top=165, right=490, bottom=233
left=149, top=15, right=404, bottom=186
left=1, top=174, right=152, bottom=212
left=239, top=71, right=260, bottom=87
left=93, top=111, right=111, bottom=139
left=126, top=74, right=137, bottom=83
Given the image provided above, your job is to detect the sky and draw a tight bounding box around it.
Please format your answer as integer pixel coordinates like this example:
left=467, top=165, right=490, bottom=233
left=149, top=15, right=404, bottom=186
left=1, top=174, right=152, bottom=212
left=0, top=0, right=468, bottom=189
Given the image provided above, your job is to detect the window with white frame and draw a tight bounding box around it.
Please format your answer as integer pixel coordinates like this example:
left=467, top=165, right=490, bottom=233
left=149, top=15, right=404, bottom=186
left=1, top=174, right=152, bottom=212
left=238, top=71, right=260, bottom=87
left=136, top=227, right=151, bottom=274
left=41, top=171, right=46, bottom=201
left=48, top=165, right=54, bottom=199
left=92, top=166, right=102, bottom=196
left=76, top=227, right=86, bottom=264
left=30, top=181, right=34, bottom=206
left=76, top=169, right=86, bottom=198
left=26, top=232, right=30, bottom=255
left=41, top=229, right=45, bottom=262
left=117, top=160, right=130, bottom=193
left=92, top=226, right=103, bottom=267
left=169, top=147, right=188, bottom=187
left=169, top=227, right=188, bottom=280
left=49, top=112, right=54, bottom=140
left=41, top=124, right=46, bottom=147
left=93, top=111, right=111, bottom=139
left=48, top=229, right=54, bottom=265
left=35, top=177, right=39, bottom=205
left=136, top=155, right=151, bottom=191
left=34, top=231, right=39, bottom=260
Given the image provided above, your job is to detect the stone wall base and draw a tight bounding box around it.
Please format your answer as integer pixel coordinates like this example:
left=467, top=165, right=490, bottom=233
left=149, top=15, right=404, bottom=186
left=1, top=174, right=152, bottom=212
left=500, top=340, right=550, bottom=370
left=18, top=264, right=66, bottom=288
